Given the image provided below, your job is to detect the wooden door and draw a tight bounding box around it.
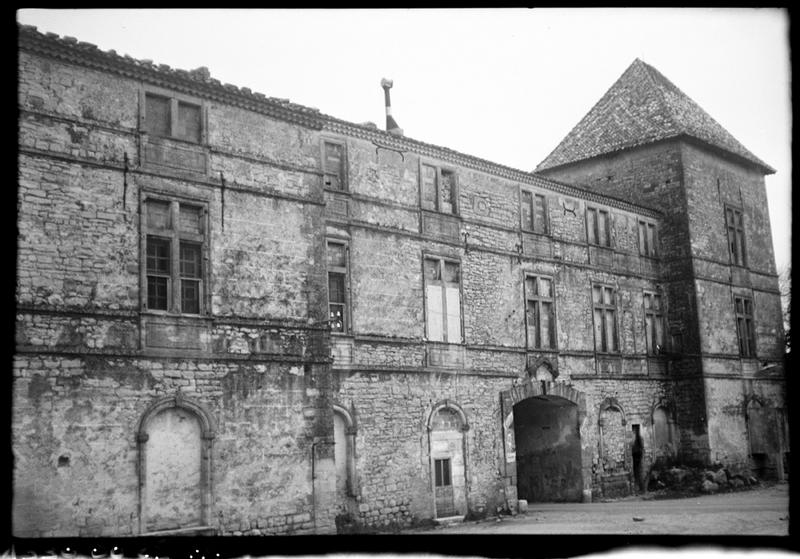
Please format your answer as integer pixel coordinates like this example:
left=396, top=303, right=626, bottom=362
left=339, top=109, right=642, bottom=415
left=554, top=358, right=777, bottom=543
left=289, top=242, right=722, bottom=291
left=434, top=458, right=455, bottom=517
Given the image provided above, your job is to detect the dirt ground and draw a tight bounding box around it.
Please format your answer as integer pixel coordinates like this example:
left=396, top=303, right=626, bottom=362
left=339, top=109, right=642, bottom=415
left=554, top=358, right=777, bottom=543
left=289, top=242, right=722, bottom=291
left=408, top=482, right=790, bottom=535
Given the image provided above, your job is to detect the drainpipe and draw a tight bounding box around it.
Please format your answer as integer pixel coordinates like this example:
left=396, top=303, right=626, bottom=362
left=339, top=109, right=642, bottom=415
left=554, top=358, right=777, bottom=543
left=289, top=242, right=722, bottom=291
left=311, top=441, right=317, bottom=532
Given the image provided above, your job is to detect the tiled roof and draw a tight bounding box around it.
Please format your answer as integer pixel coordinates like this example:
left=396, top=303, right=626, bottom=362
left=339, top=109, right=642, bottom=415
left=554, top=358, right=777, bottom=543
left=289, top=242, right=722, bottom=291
left=535, top=59, right=774, bottom=174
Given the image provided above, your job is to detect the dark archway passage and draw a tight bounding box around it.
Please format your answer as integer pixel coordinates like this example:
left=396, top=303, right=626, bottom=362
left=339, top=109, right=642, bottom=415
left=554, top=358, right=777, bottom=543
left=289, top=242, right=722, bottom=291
left=513, top=395, right=582, bottom=502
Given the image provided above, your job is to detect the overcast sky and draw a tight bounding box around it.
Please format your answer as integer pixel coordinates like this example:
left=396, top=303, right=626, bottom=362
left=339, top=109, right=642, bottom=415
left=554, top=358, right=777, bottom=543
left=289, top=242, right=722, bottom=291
left=17, top=8, right=791, bottom=272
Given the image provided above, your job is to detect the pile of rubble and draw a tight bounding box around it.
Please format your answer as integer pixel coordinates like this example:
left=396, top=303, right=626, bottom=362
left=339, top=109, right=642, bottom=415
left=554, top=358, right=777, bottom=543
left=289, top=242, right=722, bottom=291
left=647, top=463, right=760, bottom=498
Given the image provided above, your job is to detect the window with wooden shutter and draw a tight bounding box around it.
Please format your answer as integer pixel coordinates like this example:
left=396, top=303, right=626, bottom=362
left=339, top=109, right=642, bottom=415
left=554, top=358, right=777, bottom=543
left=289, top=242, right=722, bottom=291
left=323, top=141, right=346, bottom=191
left=592, top=284, right=618, bottom=353
left=144, top=93, right=203, bottom=144
left=143, top=197, right=207, bottom=314
left=587, top=207, right=611, bottom=247
left=424, top=257, right=462, bottom=343
left=525, top=275, right=556, bottom=349
left=643, top=291, right=665, bottom=355
left=726, top=206, right=747, bottom=267
left=734, top=295, right=756, bottom=357
left=420, top=163, right=458, bottom=215
left=327, top=240, right=350, bottom=332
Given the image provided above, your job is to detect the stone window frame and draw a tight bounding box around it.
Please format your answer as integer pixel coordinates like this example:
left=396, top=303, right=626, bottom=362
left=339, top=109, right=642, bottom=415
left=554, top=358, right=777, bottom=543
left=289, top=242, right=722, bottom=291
left=733, top=293, right=757, bottom=358
left=326, top=237, right=352, bottom=335
left=643, top=290, right=666, bottom=355
left=321, top=137, right=348, bottom=192
left=586, top=206, right=612, bottom=248
left=725, top=204, right=747, bottom=267
left=591, top=282, right=620, bottom=354
left=419, top=160, right=459, bottom=215
left=136, top=392, right=216, bottom=535
left=638, top=219, right=658, bottom=258
left=422, top=254, right=464, bottom=344
left=140, top=189, right=211, bottom=316
left=139, top=86, right=208, bottom=145
left=520, top=188, right=549, bottom=235
left=523, top=274, right=557, bottom=350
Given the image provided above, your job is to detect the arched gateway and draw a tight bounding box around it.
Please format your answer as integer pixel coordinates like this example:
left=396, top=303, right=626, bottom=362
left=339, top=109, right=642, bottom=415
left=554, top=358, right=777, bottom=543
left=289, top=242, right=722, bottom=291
left=500, top=378, right=589, bottom=503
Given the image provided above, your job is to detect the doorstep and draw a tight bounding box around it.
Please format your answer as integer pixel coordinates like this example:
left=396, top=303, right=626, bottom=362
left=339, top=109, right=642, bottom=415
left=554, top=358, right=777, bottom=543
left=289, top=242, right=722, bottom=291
left=140, top=525, right=216, bottom=536
left=434, top=515, right=465, bottom=526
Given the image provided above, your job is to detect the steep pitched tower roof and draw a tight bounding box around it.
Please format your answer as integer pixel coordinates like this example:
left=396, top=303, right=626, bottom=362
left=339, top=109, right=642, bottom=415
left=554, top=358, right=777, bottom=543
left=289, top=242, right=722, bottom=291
left=535, top=59, right=774, bottom=174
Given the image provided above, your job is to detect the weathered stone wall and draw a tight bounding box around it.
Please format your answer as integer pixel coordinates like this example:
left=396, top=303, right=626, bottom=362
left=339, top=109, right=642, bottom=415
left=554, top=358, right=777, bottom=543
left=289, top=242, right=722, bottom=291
left=328, top=131, right=677, bottom=521
left=16, top=45, right=335, bottom=537
left=18, top=26, right=786, bottom=536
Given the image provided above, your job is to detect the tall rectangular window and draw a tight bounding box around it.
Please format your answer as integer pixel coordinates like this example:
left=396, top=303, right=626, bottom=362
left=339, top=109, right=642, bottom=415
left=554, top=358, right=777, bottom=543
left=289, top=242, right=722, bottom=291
left=726, top=207, right=747, bottom=267
left=592, top=284, right=618, bottom=353
left=420, top=164, right=457, bottom=215
left=639, top=220, right=658, bottom=257
left=587, top=207, right=611, bottom=247
left=521, top=190, right=548, bottom=234
left=144, top=197, right=206, bottom=314
left=327, top=240, right=349, bottom=332
left=643, top=292, right=665, bottom=355
left=525, top=276, right=556, bottom=349
left=323, top=141, right=346, bottom=191
left=434, top=458, right=452, bottom=487
left=734, top=295, right=756, bottom=357
left=424, top=257, right=462, bottom=343
left=145, top=93, right=202, bottom=144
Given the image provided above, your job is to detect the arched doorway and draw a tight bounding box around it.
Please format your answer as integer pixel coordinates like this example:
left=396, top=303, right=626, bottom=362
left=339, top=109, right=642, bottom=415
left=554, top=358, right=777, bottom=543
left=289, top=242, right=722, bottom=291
left=427, top=403, right=468, bottom=518
left=598, top=399, right=631, bottom=498
left=746, top=398, right=788, bottom=480
left=513, top=395, right=582, bottom=502
left=501, top=378, right=586, bottom=503
left=652, top=405, right=676, bottom=462
left=137, top=393, right=215, bottom=534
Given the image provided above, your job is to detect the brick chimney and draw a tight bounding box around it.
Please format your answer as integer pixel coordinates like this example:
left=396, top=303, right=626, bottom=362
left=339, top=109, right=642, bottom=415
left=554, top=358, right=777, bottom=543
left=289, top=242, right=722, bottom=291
left=381, top=78, right=403, bottom=136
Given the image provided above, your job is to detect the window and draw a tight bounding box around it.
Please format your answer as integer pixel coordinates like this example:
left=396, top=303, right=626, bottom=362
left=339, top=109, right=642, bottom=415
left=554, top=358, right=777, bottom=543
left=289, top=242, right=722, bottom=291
left=592, top=284, right=618, bottom=353
left=144, top=93, right=202, bottom=143
left=327, top=240, right=349, bottom=332
left=638, top=220, right=658, bottom=257
left=726, top=206, right=747, bottom=266
left=525, top=276, right=556, bottom=349
left=734, top=295, right=756, bottom=357
left=144, top=197, right=206, bottom=314
left=434, top=458, right=452, bottom=487
left=323, top=140, right=347, bottom=191
left=587, top=207, right=611, bottom=247
left=424, top=257, right=462, bottom=343
left=521, top=190, right=548, bottom=234
left=421, top=164, right=458, bottom=214
left=643, top=292, right=665, bottom=355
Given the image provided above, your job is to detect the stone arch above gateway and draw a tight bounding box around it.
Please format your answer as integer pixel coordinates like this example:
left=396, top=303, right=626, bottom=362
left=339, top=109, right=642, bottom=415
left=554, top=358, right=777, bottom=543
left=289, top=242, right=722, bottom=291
left=500, top=377, right=586, bottom=423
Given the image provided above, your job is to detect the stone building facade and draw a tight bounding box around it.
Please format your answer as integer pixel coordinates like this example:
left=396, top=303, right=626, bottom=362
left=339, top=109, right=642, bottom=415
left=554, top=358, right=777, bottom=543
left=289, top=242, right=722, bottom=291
left=15, top=26, right=787, bottom=537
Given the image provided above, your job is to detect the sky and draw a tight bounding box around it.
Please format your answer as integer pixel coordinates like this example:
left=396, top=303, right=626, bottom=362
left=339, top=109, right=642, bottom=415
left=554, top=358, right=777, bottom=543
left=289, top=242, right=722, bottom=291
left=17, top=8, right=791, bottom=272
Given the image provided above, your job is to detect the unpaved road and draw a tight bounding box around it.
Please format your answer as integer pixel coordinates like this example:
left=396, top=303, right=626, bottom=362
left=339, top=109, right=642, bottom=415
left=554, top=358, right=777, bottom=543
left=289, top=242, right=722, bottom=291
left=409, top=483, right=790, bottom=535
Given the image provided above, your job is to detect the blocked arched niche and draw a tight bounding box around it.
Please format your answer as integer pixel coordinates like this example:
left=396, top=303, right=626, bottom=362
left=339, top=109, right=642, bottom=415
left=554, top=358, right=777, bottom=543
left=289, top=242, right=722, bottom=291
left=136, top=393, right=216, bottom=534
left=426, top=401, right=469, bottom=518
left=332, top=403, right=358, bottom=500
left=598, top=398, right=627, bottom=474
left=650, top=400, right=676, bottom=458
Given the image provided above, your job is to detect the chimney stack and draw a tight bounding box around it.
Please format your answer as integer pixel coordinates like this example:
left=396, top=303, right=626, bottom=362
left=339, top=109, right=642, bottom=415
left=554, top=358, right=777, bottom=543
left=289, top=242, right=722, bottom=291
left=381, top=78, right=403, bottom=136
